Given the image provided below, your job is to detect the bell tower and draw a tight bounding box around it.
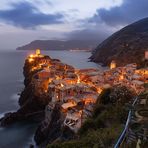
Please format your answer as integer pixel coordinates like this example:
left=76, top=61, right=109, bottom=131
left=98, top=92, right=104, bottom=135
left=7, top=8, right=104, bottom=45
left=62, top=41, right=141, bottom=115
left=36, top=49, right=41, bottom=55
left=110, top=60, right=116, bottom=69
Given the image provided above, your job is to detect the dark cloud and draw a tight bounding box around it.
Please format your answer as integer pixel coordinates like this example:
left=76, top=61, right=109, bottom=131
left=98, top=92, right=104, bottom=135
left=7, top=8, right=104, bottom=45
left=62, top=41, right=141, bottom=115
left=0, top=2, right=64, bottom=29
left=69, top=0, right=148, bottom=42
left=93, top=0, right=148, bottom=26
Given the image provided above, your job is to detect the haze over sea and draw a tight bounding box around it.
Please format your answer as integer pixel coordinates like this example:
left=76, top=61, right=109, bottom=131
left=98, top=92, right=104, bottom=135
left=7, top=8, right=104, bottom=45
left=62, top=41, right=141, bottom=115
left=0, top=50, right=98, bottom=148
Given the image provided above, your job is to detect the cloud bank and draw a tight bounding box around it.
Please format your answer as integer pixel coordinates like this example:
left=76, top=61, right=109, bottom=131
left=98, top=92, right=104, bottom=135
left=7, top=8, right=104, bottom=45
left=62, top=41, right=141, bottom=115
left=92, top=0, right=148, bottom=27
left=68, top=0, right=148, bottom=41
left=0, top=1, right=64, bottom=29
left=0, top=0, right=148, bottom=49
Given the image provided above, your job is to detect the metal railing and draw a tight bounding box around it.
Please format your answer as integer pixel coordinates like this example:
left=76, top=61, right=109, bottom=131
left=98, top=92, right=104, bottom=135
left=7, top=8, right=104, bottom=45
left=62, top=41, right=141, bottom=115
left=114, top=96, right=138, bottom=148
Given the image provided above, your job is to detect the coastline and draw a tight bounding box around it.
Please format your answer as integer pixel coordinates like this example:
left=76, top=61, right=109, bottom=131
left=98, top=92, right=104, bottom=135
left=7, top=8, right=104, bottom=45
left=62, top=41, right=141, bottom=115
left=0, top=50, right=103, bottom=146
left=0, top=49, right=147, bottom=147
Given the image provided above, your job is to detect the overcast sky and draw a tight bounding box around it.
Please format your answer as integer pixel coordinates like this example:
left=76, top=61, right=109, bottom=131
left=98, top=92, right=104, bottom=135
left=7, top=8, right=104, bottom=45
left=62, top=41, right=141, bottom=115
left=0, top=0, right=147, bottom=49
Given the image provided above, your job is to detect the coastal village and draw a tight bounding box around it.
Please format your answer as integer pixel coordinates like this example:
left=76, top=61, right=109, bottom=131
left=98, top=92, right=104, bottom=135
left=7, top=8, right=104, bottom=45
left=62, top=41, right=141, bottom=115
left=27, top=49, right=148, bottom=133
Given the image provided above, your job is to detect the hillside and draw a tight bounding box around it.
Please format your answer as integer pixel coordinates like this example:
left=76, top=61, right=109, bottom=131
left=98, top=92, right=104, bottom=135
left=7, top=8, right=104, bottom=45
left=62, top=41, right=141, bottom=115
left=47, top=86, right=134, bottom=148
left=16, top=40, right=98, bottom=51
left=90, top=18, right=148, bottom=67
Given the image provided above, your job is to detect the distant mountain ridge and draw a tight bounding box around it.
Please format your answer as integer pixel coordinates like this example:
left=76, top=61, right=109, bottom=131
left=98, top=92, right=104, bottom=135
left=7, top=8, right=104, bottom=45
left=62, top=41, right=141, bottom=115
left=90, top=17, right=148, bottom=67
left=16, top=40, right=98, bottom=51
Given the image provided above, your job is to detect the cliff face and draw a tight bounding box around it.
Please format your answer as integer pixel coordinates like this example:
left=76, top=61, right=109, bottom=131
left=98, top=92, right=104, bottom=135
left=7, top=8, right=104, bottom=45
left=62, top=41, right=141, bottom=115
left=0, top=56, right=51, bottom=126
left=90, top=18, right=148, bottom=67
left=34, top=103, right=62, bottom=145
left=34, top=103, right=75, bottom=146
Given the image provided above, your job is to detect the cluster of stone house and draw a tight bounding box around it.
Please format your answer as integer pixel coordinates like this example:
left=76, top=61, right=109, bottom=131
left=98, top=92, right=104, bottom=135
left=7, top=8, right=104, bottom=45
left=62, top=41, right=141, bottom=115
left=104, top=63, right=147, bottom=93
left=27, top=49, right=148, bottom=133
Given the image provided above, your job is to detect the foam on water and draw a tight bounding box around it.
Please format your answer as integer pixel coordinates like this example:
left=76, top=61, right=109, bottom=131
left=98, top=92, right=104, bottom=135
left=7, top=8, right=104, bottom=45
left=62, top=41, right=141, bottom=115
left=0, top=113, right=4, bottom=118
left=11, top=93, right=19, bottom=101
left=0, top=110, right=15, bottom=118
left=17, top=79, right=24, bottom=83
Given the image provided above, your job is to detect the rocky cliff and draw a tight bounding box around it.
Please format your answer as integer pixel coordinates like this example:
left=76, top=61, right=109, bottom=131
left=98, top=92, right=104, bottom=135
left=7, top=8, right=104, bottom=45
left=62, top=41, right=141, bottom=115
left=90, top=18, right=148, bottom=67
left=34, top=103, right=75, bottom=146
left=0, top=53, right=76, bottom=147
left=0, top=56, right=51, bottom=126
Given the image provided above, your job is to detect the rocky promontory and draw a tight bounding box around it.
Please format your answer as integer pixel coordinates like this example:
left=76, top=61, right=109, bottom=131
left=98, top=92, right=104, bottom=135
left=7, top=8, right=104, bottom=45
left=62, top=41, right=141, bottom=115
left=0, top=50, right=89, bottom=146
left=0, top=53, right=51, bottom=126
left=0, top=49, right=147, bottom=147
left=90, top=17, right=148, bottom=68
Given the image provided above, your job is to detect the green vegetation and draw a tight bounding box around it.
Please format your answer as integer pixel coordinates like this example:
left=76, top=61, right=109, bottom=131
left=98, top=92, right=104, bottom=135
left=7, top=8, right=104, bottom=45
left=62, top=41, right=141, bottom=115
left=144, top=83, right=148, bottom=90
left=47, top=86, right=133, bottom=148
left=47, top=126, right=122, bottom=148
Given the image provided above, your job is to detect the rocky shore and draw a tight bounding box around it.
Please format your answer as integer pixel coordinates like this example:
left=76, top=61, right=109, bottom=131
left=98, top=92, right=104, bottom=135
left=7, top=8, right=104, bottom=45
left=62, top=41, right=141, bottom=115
left=0, top=56, right=51, bottom=127
left=0, top=50, right=80, bottom=146
left=0, top=49, right=147, bottom=147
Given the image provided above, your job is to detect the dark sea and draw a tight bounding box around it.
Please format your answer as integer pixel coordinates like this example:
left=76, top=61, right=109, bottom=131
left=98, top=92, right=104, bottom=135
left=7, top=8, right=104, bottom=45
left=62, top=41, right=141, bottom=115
left=0, top=50, right=98, bottom=148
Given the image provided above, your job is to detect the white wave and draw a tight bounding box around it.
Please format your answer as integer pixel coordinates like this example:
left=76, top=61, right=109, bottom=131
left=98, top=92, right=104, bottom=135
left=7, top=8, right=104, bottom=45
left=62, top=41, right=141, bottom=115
left=17, top=79, right=24, bottom=83
left=0, top=113, right=4, bottom=118
left=11, top=94, right=19, bottom=101
left=0, top=110, right=15, bottom=118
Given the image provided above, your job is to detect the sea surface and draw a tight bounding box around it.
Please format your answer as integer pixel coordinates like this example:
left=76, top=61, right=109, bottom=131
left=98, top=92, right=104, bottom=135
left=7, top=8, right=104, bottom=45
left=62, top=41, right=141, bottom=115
left=0, top=50, right=98, bottom=148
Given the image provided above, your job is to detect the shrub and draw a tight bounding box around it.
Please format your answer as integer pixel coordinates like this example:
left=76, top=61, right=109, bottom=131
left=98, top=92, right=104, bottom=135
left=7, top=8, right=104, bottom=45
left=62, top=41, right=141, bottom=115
left=93, top=104, right=106, bottom=118
left=96, top=88, right=111, bottom=105
left=78, top=118, right=96, bottom=135
left=47, top=126, right=123, bottom=148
